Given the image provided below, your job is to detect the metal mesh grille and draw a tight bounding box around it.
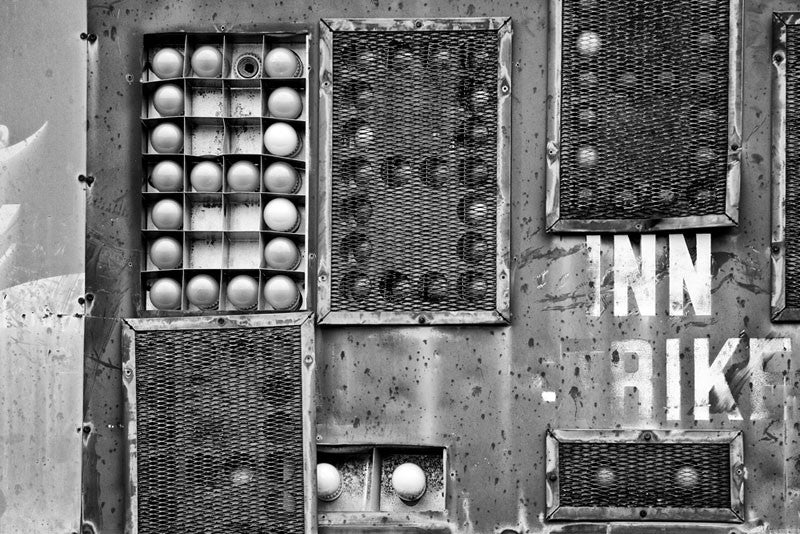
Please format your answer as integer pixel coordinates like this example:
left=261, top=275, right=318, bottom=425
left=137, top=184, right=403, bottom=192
left=330, top=30, right=498, bottom=312
left=559, top=0, right=730, bottom=220
left=558, top=442, right=731, bottom=508
left=134, top=327, right=304, bottom=533
left=785, top=25, right=800, bottom=308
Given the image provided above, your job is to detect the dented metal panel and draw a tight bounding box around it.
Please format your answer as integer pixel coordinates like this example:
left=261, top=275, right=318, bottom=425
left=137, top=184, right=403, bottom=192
left=0, top=1, right=86, bottom=532
left=80, top=1, right=800, bottom=534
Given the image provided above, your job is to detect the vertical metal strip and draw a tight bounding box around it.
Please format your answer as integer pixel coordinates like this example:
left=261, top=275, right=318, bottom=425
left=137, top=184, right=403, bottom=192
left=121, top=322, right=139, bottom=534
left=496, top=19, right=513, bottom=321
left=317, top=22, right=335, bottom=323
left=300, top=314, right=318, bottom=533
left=773, top=14, right=789, bottom=320
left=725, top=0, right=744, bottom=224
left=545, top=0, right=563, bottom=231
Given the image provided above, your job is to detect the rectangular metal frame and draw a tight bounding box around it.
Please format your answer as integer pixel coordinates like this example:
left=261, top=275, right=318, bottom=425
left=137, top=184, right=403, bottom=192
left=317, top=18, right=512, bottom=325
left=121, top=313, right=317, bottom=534
left=136, top=29, right=314, bottom=317
left=317, top=443, right=448, bottom=527
left=772, top=13, right=800, bottom=321
left=545, top=429, right=744, bottom=523
left=545, top=0, right=743, bottom=233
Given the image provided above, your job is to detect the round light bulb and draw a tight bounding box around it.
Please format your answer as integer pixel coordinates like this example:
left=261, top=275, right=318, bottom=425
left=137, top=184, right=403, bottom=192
left=465, top=201, right=488, bottom=225
left=264, top=47, right=302, bottom=77
left=264, top=237, right=301, bottom=270
left=150, top=123, right=183, bottom=153
left=149, top=236, right=182, bottom=269
left=577, top=31, right=602, bottom=55
left=150, top=160, right=183, bottom=191
left=267, top=87, right=303, bottom=119
left=577, top=146, right=598, bottom=167
left=226, top=161, right=260, bottom=192
left=150, top=278, right=182, bottom=310
left=355, top=126, right=375, bottom=149
left=391, top=463, right=426, bottom=502
left=152, top=83, right=184, bottom=116
left=263, top=162, right=300, bottom=193
left=191, top=45, right=223, bottom=77
left=263, top=275, right=300, bottom=310
left=264, top=198, right=300, bottom=232
left=151, top=48, right=184, bottom=79
left=317, top=463, right=343, bottom=502
left=186, top=274, right=219, bottom=309
left=264, top=122, right=302, bottom=157
left=227, top=275, right=259, bottom=310
left=190, top=161, right=223, bottom=192
left=675, top=466, right=699, bottom=488
left=596, top=467, right=615, bottom=487
left=151, top=199, right=183, bottom=230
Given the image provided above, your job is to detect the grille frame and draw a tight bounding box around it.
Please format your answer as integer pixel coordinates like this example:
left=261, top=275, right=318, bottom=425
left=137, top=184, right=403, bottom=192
left=317, top=18, right=512, bottom=325
left=772, top=13, right=800, bottom=322
left=545, top=0, right=743, bottom=233
left=121, top=313, right=317, bottom=534
left=545, top=429, right=744, bottom=522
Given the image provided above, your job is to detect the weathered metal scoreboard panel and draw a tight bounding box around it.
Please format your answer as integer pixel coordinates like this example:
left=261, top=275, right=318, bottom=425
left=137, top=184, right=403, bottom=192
left=55, top=0, right=800, bottom=532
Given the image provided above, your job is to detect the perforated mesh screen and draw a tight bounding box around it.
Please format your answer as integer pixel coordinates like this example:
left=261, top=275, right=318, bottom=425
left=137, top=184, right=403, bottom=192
left=558, top=442, right=731, bottom=509
left=559, top=0, right=730, bottom=220
left=330, top=30, right=498, bottom=312
left=785, top=26, right=800, bottom=308
left=134, top=327, right=304, bottom=533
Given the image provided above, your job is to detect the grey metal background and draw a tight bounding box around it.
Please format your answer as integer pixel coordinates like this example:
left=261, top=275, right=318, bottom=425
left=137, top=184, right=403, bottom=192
left=0, top=0, right=86, bottom=532
left=81, top=1, right=800, bottom=534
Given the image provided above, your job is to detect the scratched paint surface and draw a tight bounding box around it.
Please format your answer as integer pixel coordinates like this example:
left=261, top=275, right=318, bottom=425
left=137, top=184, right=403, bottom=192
left=0, top=1, right=87, bottom=532
left=84, top=0, right=800, bottom=533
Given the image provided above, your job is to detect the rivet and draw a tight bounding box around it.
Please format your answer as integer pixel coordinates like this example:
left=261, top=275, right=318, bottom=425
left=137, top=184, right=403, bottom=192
left=87, top=33, right=97, bottom=43
left=501, top=84, right=509, bottom=93
left=79, top=32, right=88, bottom=40
left=217, top=318, right=225, bottom=325
left=775, top=53, right=784, bottom=64
left=124, top=368, right=132, bottom=377
left=772, top=244, right=781, bottom=254
left=86, top=293, right=94, bottom=302
left=640, top=510, right=647, bottom=518
left=316, top=434, right=323, bottom=441
left=643, top=431, right=652, bottom=441
left=548, top=473, right=557, bottom=481
left=83, top=425, right=91, bottom=434
left=730, top=143, right=739, bottom=151
left=78, top=297, right=86, bottom=305
left=415, top=20, right=423, bottom=28
left=418, top=316, right=427, bottom=324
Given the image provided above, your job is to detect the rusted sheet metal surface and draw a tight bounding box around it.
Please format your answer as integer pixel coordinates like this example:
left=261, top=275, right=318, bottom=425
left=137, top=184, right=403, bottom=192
left=0, top=1, right=87, bottom=532
left=84, top=0, right=800, bottom=533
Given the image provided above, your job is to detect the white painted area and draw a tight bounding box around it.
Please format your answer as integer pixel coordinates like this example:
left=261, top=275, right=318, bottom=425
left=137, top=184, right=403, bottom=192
left=693, top=338, right=743, bottom=421
left=746, top=338, right=791, bottom=420
left=613, top=235, right=656, bottom=316
left=541, top=391, right=556, bottom=402
left=669, top=233, right=711, bottom=316
left=609, top=339, right=654, bottom=420
left=666, top=338, right=681, bottom=421
left=586, top=235, right=603, bottom=316
left=0, top=123, right=47, bottom=162
left=0, top=273, right=84, bottom=533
